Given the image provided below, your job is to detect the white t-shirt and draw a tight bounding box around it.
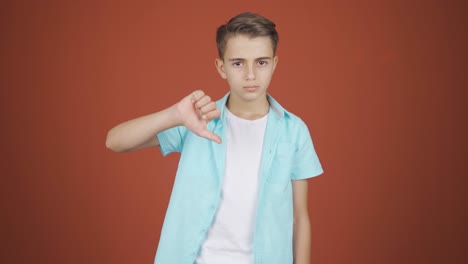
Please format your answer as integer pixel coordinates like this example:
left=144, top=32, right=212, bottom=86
left=195, top=107, right=268, bottom=264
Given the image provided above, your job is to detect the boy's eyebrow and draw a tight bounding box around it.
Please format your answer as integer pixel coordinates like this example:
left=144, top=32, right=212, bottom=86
left=256, top=57, right=273, bottom=61
left=227, top=57, right=273, bottom=61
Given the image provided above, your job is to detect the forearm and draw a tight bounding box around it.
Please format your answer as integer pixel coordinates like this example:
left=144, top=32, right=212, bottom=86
left=106, top=104, right=180, bottom=152
left=293, top=215, right=311, bottom=264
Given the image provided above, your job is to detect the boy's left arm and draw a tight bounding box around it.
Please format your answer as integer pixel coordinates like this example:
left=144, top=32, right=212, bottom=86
left=292, top=179, right=311, bottom=264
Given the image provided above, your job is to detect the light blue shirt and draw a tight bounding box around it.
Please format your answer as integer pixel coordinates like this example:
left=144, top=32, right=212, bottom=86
left=154, top=93, right=323, bottom=264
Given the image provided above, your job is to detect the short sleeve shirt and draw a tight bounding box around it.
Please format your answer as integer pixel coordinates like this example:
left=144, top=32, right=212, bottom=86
left=154, top=93, right=323, bottom=264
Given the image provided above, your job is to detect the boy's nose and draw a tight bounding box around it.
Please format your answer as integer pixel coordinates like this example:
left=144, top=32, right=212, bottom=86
left=245, top=64, right=256, bottom=80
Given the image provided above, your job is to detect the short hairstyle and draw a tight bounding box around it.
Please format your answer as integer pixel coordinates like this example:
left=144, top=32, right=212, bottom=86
left=216, top=12, right=279, bottom=59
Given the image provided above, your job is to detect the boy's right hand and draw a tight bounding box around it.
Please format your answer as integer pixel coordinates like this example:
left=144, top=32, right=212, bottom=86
left=174, top=90, right=222, bottom=144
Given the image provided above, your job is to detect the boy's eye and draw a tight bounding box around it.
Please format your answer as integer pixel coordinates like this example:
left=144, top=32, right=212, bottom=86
left=258, top=60, right=268, bottom=66
left=233, top=62, right=242, bottom=67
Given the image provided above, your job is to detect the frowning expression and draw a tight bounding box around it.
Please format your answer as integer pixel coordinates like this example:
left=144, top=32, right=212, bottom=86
left=215, top=34, right=278, bottom=103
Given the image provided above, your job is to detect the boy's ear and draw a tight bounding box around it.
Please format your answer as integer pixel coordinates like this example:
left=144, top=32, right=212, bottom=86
left=272, top=56, right=279, bottom=72
left=215, top=58, right=227, bottom=79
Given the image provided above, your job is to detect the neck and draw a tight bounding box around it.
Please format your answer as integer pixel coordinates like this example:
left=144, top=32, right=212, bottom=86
left=226, top=94, right=270, bottom=120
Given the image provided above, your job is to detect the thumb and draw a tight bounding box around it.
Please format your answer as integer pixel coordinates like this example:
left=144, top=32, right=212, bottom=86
left=199, top=128, right=222, bottom=144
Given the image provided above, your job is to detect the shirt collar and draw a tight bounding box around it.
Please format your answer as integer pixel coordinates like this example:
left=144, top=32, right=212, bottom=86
left=216, top=92, right=287, bottom=122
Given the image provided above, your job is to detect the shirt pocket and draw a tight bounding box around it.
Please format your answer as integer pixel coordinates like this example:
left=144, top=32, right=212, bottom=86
left=267, top=142, right=295, bottom=185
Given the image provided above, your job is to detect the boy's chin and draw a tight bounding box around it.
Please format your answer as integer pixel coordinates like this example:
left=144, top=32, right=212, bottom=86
left=231, top=89, right=267, bottom=101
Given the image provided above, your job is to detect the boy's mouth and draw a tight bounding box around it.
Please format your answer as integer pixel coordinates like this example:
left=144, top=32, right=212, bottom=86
left=243, top=86, right=259, bottom=91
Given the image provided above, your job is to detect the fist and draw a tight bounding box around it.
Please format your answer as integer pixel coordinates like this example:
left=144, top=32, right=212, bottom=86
left=175, top=90, right=222, bottom=144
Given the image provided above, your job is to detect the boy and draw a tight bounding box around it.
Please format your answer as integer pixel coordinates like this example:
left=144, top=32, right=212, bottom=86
left=106, top=12, right=323, bottom=264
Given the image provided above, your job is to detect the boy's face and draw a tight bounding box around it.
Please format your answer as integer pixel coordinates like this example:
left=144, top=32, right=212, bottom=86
left=215, top=34, right=278, bottom=104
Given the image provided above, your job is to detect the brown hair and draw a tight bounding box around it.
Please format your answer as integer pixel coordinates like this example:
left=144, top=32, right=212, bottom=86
left=216, top=12, right=279, bottom=59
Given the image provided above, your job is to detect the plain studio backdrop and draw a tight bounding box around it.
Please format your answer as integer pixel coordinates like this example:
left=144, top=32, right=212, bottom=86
left=1, top=0, right=466, bottom=263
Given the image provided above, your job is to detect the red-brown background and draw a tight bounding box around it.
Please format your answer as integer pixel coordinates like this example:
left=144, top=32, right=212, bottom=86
left=1, top=0, right=466, bottom=263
